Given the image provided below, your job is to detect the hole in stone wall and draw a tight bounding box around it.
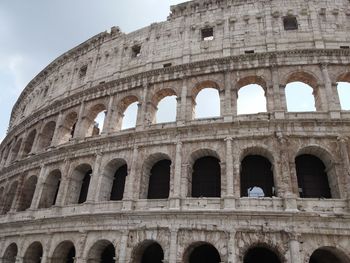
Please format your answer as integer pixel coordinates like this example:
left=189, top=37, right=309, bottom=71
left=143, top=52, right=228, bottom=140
left=122, top=102, right=138, bottom=130
left=201, top=28, right=214, bottom=41
left=132, top=45, right=141, bottom=58
left=189, top=243, right=221, bottom=263
left=147, top=159, right=171, bottom=199
left=244, top=246, right=281, bottom=263
left=110, top=164, right=128, bottom=201
left=283, top=16, right=298, bottom=30
left=79, top=65, right=88, bottom=79
left=237, top=84, right=267, bottom=115
left=285, top=81, right=316, bottom=112
left=295, top=154, right=331, bottom=198
left=337, top=82, right=350, bottom=110
left=195, top=88, right=220, bottom=119
left=192, top=156, right=221, bottom=198
left=156, top=96, right=177, bottom=123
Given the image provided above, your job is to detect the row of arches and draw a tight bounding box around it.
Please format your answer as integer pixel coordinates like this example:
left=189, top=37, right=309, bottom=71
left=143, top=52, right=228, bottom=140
left=0, top=148, right=335, bottom=215
left=3, top=240, right=349, bottom=263
left=2, top=70, right=350, bottom=167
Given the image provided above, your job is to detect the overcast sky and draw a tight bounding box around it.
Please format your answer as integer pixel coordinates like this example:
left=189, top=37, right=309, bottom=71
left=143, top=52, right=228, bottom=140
left=1, top=1, right=349, bottom=143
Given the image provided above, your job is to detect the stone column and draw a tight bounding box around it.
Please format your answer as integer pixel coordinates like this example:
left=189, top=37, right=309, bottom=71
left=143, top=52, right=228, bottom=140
left=123, top=146, right=138, bottom=210
left=227, top=231, right=237, bottom=263
left=224, top=137, right=235, bottom=209
left=168, top=229, right=178, bottom=263
left=54, top=159, right=71, bottom=206
left=136, top=83, right=149, bottom=130
left=29, top=165, right=47, bottom=210
left=51, top=111, right=65, bottom=146
left=337, top=137, right=350, bottom=203
left=223, top=72, right=233, bottom=121
left=102, top=95, right=115, bottom=134
left=289, top=234, right=302, bottom=263
left=73, top=102, right=86, bottom=138
left=170, top=142, right=182, bottom=209
left=271, top=66, right=286, bottom=119
left=177, top=78, right=188, bottom=125
left=31, top=121, right=45, bottom=153
left=232, top=141, right=240, bottom=199
left=118, top=231, right=129, bottom=263
left=86, top=153, right=103, bottom=203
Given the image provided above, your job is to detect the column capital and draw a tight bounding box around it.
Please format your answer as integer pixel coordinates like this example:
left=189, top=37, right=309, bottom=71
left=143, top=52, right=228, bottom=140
left=224, top=136, right=233, bottom=142
left=337, top=135, right=348, bottom=143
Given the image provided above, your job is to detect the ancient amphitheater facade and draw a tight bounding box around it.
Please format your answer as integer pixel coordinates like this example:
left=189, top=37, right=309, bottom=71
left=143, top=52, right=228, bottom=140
left=1, top=0, right=350, bottom=262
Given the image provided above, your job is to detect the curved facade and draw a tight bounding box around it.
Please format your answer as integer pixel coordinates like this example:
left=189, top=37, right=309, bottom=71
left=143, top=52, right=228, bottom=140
left=1, top=0, right=350, bottom=262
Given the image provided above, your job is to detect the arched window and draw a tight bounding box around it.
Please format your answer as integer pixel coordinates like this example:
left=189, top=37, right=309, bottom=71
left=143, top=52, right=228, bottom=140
left=188, top=243, right=221, bottom=263
left=295, top=154, right=331, bottom=198
left=237, top=84, right=267, bottom=115
left=51, top=241, right=75, bottom=263
left=66, top=164, right=92, bottom=204
left=2, top=181, right=18, bottom=214
left=84, top=104, right=107, bottom=137
left=110, top=164, right=128, bottom=201
left=240, top=155, right=275, bottom=197
left=23, top=130, right=37, bottom=155
left=122, top=102, right=138, bottom=129
left=3, top=243, right=18, bottom=263
left=38, top=170, right=61, bottom=208
left=156, top=96, right=177, bottom=123
left=337, top=82, right=350, bottom=110
left=37, top=121, right=56, bottom=150
left=195, top=88, right=220, bottom=119
left=87, top=240, right=116, bottom=263
left=309, top=247, right=350, bottom=263
left=59, top=112, right=78, bottom=144
left=147, top=159, right=171, bottom=199
left=285, top=82, right=316, bottom=112
left=23, top=242, right=43, bottom=263
left=192, top=156, right=221, bottom=198
left=244, top=246, right=281, bottom=263
left=137, top=242, right=164, bottom=263
left=17, top=175, right=38, bottom=211
left=10, top=138, right=22, bottom=162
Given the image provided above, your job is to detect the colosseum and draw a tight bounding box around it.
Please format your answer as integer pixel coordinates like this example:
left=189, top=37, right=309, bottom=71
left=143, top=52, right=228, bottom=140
left=1, top=0, right=350, bottom=262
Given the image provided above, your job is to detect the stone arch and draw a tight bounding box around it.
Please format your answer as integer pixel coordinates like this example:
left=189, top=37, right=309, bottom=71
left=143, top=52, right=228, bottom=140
left=191, top=80, right=222, bottom=119
left=100, top=158, right=128, bottom=201
left=37, top=121, right=56, bottom=150
left=2, top=181, right=18, bottom=214
left=295, top=145, right=338, bottom=198
left=9, top=138, right=23, bottom=162
left=87, top=240, right=116, bottom=263
left=3, top=243, right=18, bottom=263
left=58, top=111, right=78, bottom=144
left=117, top=95, right=140, bottom=130
left=17, top=175, right=38, bottom=211
left=140, top=152, right=171, bottom=199
left=243, top=243, right=283, bottom=263
left=309, top=246, right=350, bottom=263
left=66, top=163, right=92, bottom=204
left=336, top=72, right=350, bottom=83
left=150, top=88, right=177, bottom=124
left=236, top=75, right=268, bottom=91
left=51, top=241, right=75, bottom=263
left=189, top=149, right=221, bottom=198
left=239, top=145, right=275, bottom=164
left=23, top=241, right=43, bottom=263
left=23, top=129, right=37, bottom=155
left=183, top=242, right=221, bottom=263
left=83, top=103, right=107, bottom=137
left=131, top=240, right=164, bottom=263
left=38, top=169, right=62, bottom=208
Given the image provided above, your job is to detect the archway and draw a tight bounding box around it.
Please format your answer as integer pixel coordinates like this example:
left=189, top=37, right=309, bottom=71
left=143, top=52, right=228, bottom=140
left=38, top=170, right=61, bottom=208
left=192, top=156, right=221, bottom=198
left=2, top=181, right=18, bottom=214
left=51, top=241, right=75, bottom=263
left=59, top=112, right=78, bottom=144
left=244, top=246, right=281, bottom=263
left=17, top=175, right=38, bottom=211
left=133, top=241, right=164, bottom=263
left=23, top=130, right=37, bottom=155
left=84, top=104, right=107, bottom=137
left=194, top=88, right=220, bottom=119
left=3, top=243, right=18, bottom=263
left=240, top=155, right=275, bottom=197
left=66, top=164, right=92, bottom=204
left=152, top=89, right=177, bottom=124
left=337, top=82, right=350, bottom=110
left=147, top=159, right=171, bottom=199
left=285, top=81, right=316, bottom=112
left=9, top=138, right=22, bottom=162
left=237, top=84, right=267, bottom=115
left=187, top=243, right=221, bottom=263
left=37, top=121, right=56, bottom=150
left=110, top=164, right=128, bottom=201
left=23, top=242, right=43, bottom=263
left=87, top=240, right=115, bottom=263
left=309, top=247, right=350, bottom=263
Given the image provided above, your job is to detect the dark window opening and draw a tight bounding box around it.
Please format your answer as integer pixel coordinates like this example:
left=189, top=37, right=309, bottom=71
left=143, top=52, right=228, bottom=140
left=201, top=28, right=214, bottom=41
left=283, top=16, right=298, bottom=30
left=52, top=180, right=61, bottom=206
left=110, top=164, right=127, bottom=201
left=78, top=170, right=92, bottom=204
left=245, top=50, right=255, bottom=54
left=296, top=155, right=331, bottom=198
left=192, top=156, right=221, bottom=198
left=244, top=247, right=281, bottom=263
left=3, top=243, right=18, bottom=263
left=189, top=244, right=221, bottom=263
left=66, top=247, right=76, bottom=263
left=141, top=243, right=164, bottom=263
left=309, top=249, right=343, bottom=263
left=79, top=65, right=88, bottom=78
left=340, top=46, right=350, bottom=49
left=23, top=242, right=43, bottom=263
left=70, top=121, right=77, bottom=138
left=147, top=159, right=171, bottom=199
left=18, top=176, right=38, bottom=212
left=132, top=45, right=141, bottom=58
left=101, top=244, right=115, bottom=263
left=163, top=63, right=172, bottom=68
left=240, top=155, right=275, bottom=197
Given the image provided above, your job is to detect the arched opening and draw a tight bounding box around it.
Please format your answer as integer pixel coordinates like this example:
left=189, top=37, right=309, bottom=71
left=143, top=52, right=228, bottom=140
left=110, top=164, right=128, bottom=201
left=240, top=155, right=275, bottom=197
left=187, top=243, right=221, bottom=263
left=59, top=112, right=78, bottom=144
left=84, top=104, right=107, bottom=137
left=192, top=156, right=221, bottom=198
left=116, top=96, right=139, bottom=130
left=37, top=121, right=56, bottom=150
left=135, top=242, right=164, bottom=263
left=3, top=243, right=18, bottom=263
left=194, top=88, right=220, bottom=119
left=285, top=81, right=316, bottom=112
left=66, top=164, right=92, bottom=204
left=244, top=246, right=281, bottom=263
left=2, top=181, right=18, bottom=214
left=38, top=170, right=61, bottom=208
left=23, top=130, right=37, bottom=155
left=337, top=82, right=350, bottom=110
left=156, top=96, right=177, bottom=123
left=147, top=159, right=171, bottom=199
left=237, top=84, right=267, bottom=115
left=23, top=242, right=43, bottom=263
left=309, top=247, right=350, bottom=263
left=87, top=240, right=115, bottom=263
left=51, top=241, right=75, bottom=263
left=17, top=175, right=38, bottom=211
left=296, top=154, right=331, bottom=198
left=10, top=138, right=22, bottom=162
